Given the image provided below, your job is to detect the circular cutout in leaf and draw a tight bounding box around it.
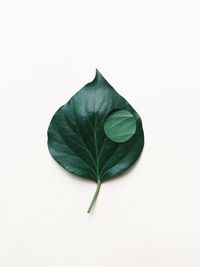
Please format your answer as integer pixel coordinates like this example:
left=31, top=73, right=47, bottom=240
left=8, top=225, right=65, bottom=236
left=47, top=69, right=144, bottom=213
left=104, top=109, right=137, bottom=143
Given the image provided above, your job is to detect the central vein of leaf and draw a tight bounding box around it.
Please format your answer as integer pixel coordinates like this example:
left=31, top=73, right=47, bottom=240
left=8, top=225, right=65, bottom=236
left=94, top=82, right=99, bottom=179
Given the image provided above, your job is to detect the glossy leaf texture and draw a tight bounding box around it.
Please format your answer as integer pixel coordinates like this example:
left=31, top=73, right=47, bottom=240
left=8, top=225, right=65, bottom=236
left=47, top=69, right=144, bottom=212
left=104, top=109, right=137, bottom=143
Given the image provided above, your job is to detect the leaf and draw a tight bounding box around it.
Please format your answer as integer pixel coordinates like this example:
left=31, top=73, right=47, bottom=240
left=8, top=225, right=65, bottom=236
left=104, top=109, right=137, bottom=143
left=47, top=69, right=144, bottom=213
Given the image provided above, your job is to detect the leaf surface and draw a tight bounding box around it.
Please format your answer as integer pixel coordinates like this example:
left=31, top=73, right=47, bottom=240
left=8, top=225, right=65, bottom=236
left=47, top=70, right=144, bottom=212
left=104, top=109, right=137, bottom=142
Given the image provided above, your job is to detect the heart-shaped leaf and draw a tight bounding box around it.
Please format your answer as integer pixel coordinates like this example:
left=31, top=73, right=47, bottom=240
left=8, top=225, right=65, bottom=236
left=47, top=70, right=144, bottom=213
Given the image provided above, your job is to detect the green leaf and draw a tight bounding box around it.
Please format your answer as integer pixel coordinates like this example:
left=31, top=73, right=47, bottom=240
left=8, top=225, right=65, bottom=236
left=104, top=109, right=137, bottom=143
left=47, top=69, right=144, bottom=213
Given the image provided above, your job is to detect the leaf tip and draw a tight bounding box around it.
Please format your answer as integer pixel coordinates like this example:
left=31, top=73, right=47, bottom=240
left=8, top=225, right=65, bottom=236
left=95, top=68, right=102, bottom=79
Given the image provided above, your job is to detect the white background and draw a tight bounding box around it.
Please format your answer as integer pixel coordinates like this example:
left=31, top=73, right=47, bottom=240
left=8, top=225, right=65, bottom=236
left=0, top=0, right=200, bottom=266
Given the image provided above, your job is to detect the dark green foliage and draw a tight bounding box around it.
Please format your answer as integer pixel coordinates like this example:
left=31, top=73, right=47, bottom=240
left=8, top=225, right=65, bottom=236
left=48, top=70, right=144, bottom=212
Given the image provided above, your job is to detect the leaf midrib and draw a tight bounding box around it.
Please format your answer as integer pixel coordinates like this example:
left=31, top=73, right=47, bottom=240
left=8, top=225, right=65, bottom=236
left=94, top=77, right=100, bottom=180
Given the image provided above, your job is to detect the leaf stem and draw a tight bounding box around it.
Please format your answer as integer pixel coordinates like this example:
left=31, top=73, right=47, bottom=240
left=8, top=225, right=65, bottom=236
left=87, top=180, right=101, bottom=213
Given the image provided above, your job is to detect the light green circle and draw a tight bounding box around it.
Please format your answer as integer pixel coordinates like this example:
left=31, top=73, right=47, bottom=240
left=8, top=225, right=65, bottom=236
left=104, top=109, right=137, bottom=143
